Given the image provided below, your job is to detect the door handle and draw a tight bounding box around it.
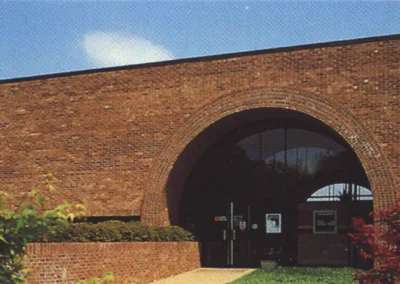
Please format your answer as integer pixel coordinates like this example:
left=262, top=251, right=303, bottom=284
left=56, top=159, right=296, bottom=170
left=223, top=229, right=226, bottom=240
left=232, top=229, right=236, bottom=240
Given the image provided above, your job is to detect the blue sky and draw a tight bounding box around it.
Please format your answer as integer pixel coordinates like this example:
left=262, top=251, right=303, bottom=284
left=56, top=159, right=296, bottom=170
left=1, top=1, right=399, bottom=80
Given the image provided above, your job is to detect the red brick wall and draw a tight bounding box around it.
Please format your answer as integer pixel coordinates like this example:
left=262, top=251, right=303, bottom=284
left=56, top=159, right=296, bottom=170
left=0, top=36, right=399, bottom=225
left=26, top=242, right=201, bottom=283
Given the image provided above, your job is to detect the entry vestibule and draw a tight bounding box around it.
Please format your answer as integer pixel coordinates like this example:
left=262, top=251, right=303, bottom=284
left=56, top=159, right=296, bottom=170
left=177, top=109, right=372, bottom=268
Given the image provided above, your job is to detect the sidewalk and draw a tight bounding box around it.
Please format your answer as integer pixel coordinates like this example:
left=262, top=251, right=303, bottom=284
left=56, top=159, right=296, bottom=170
left=152, top=268, right=255, bottom=284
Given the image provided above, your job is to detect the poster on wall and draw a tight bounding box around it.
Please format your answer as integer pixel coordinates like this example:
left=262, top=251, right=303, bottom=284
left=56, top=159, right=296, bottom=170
left=266, top=213, right=282, bottom=233
left=313, top=210, right=337, bottom=233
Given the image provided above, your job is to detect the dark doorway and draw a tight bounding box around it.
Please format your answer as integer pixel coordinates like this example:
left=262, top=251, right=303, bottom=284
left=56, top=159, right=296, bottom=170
left=201, top=201, right=254, bottom=267
left=177, top=109, right=371, bottom=268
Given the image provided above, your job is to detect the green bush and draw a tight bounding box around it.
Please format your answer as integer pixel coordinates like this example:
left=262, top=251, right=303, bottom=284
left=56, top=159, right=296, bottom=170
left=75, top=272, right=114, bottom=284
left=0, top=173, right=86, bottom=283
left=38, top=220, right=195, bottom=242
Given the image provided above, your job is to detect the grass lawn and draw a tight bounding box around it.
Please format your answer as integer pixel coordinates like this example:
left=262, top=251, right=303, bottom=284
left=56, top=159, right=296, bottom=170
left=230, top=267, right=357, bottom=284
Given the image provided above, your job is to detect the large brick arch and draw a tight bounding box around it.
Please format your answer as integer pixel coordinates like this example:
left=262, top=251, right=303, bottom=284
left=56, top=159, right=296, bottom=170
left=142, top=88, right=397, bottom=226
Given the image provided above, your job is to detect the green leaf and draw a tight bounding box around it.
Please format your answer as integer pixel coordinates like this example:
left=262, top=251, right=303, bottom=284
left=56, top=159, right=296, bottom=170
left=103, top=272, right=114, bottom=281
left=0, top=235, right=8, bottom=244
left=35, top=195, right=46, bottom=207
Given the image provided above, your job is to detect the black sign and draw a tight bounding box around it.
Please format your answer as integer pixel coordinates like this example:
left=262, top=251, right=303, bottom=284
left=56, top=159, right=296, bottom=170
left=313, top=211, right=337, bottom=233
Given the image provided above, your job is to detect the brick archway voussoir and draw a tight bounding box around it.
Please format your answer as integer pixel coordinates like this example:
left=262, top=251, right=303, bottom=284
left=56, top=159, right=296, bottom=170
left=142, top=88, right=396, bottom=226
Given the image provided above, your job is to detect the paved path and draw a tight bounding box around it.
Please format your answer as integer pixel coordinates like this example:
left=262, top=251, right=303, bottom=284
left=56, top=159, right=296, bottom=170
left=152, top=268, right=255, bottom=284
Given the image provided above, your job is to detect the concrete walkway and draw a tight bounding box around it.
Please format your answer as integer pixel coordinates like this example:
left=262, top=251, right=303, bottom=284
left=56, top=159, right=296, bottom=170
left=152, top=268, right=255, bottom=284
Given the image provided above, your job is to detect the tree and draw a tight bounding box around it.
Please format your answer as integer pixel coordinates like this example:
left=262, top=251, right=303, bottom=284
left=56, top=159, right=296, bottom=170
left=0, top=174, right=85, bottom=283
left=350, top=197, right=400, bottom=283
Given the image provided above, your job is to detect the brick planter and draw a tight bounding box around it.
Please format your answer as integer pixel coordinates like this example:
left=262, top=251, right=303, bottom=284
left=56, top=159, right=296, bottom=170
left=26, top=242, right=201, bottom=283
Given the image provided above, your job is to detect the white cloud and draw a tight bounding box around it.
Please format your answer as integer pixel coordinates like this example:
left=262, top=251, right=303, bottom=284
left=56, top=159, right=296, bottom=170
left=83, top=31, right=174, bottom=67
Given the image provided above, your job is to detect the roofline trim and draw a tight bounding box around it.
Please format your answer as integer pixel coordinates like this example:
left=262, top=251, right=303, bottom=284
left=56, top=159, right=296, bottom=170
left=1, top=34, right=399, bottom=84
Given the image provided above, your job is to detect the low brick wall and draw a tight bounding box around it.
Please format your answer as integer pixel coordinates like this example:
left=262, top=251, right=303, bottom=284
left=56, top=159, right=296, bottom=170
left=26, top=242, right=201, bottom=283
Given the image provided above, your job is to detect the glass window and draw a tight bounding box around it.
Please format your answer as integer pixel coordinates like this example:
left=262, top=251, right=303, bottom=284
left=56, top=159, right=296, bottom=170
left=307, top=183, right=372, bottom=202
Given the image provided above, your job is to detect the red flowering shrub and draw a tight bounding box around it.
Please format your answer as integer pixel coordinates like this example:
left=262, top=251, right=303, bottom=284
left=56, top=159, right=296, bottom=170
left=350, top=198, right=400, bottom=283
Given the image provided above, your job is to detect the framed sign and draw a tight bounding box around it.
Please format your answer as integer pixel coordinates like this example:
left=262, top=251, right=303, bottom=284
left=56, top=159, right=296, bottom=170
left=266, top=213, right=281, bottom=233
left=313, top=210, right=337, bottom=233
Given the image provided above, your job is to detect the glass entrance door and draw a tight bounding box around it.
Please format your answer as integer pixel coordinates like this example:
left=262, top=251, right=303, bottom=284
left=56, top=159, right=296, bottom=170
left=228, top=202, right=253, bottom=267
left=202, top=202, right=254, bottom=267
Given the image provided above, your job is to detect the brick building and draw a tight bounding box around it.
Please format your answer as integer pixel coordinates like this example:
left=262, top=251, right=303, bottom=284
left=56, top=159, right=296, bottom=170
left=0, top=35, right=399, bottom=268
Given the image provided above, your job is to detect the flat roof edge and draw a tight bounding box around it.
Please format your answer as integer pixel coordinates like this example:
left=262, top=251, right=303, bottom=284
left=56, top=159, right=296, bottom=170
left=1, top=34, right=399, bottom=84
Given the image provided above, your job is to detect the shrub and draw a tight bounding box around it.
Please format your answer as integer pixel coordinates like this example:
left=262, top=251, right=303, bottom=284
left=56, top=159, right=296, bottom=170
left=154, top=226, right=195, bottom=241
left=0, top=174, right=193, bottom=284
left=0, top=174, right=85, bottom=283
left=75, top=272, right=114, bottom=284
left=350, top=197, right=400, bottom=283
left=38, top=220, right=195, bottom=242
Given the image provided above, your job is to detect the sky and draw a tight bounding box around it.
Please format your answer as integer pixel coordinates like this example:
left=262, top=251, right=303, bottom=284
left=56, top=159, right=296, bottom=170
left=1, top=1, right=399, bottom=80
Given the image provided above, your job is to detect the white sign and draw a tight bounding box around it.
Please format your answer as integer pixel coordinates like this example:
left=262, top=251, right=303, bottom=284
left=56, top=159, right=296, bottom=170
left=266, top=213, right=282, bottom=233
left=251, top=224, right=258, bottom=230
left=239, top=221, right=246, bottom=231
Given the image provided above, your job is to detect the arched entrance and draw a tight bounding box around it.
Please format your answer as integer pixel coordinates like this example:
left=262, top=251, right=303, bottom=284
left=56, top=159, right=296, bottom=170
left=178, top=108, right=372, bottom=267
left=142, top=89, right=396, bottom=227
